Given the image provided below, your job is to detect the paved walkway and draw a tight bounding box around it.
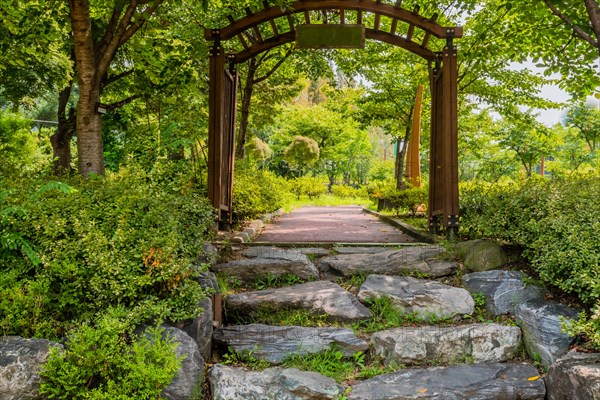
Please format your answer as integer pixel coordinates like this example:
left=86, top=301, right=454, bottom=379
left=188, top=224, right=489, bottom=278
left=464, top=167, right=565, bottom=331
left=255, top=206, right=416, bottom=243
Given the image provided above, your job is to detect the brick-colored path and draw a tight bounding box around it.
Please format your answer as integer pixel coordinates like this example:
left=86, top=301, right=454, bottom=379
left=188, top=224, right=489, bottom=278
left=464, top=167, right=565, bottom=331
left=255, top=206, right=416, bottom=243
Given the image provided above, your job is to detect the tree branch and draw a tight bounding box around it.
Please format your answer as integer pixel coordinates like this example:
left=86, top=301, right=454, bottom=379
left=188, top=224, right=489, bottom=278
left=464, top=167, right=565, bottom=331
left=584, top=0, right=600, bottom=50
left=106, top=94, right=142, bottom=111
left=542, top=0, right=598, bottom=48
left=96, top=0, right=140, bottom=82
left=119, top=0, right=164, bottom=46
left=95, top=4, right=125, bottom=62
left=102, top=69, right=135, bottom=88
left=253, top=48, right=294, bottom=84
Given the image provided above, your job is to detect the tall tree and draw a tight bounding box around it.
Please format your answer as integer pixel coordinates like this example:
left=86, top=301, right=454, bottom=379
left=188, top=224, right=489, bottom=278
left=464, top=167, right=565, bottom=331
left=236, top=47, right=294, bottom=159
left=68, top=0, right=164, bottom=176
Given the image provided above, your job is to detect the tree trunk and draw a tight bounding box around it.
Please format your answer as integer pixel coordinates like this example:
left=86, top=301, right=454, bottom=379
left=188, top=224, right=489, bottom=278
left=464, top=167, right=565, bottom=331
left=69, top=0, right=163, bottom=177
left=50, top=83, right=75, bottom=175
left=70, top=0, right=105, bottom=176
left=236, top=58, right=257, bottom=160
left=76, top=79, right=105, bottom=176
left=394, top=132, right=410, bottom=190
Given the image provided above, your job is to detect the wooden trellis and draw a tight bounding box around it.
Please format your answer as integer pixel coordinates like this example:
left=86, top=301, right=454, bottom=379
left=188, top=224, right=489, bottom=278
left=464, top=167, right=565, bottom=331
left=206, top=0, right=461, bottom=237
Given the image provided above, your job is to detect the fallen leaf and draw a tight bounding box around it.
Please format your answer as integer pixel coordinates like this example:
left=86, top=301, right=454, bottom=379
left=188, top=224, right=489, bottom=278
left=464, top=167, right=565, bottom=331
left=528, top=376, right=540, bottom=381
left=417, top=388, right=428, bottom=393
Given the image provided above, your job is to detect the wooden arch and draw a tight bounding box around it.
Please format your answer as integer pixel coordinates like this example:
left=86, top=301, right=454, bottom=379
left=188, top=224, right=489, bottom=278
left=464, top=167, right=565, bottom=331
left=206, top=0, right=461, bottom=237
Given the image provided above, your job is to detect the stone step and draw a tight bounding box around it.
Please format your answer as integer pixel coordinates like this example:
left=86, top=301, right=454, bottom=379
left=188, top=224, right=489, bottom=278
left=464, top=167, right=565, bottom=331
left=317, top=245, right=457, bottom=278
left=242, top=246, right=330, bottom=258
left=226, top=280, right=373, bottom=322
left=371, top=323, right=521, bottom=366
left=209, top=364, right=344, bottom=400
left=515, top=298, right=578, bottom=368
left=357, top=275, right=474, bottom=319
left=212, top=256, right=319, bottom=285
left=213, top=324, right=368, bottom=363
left=461, top=270, right=545, bottom=315
left=347, top=362, right=546, bottom=400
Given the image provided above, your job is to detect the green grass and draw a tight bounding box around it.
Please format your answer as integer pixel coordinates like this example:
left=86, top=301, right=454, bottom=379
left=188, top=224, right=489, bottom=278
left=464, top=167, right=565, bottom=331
left=216, top=272, right=242, bottom=295
left=283, top=194, right=373, bottom=212
left=352, top=296, right=421, bottom=334
left=336, top=273, right=368, bottom=292
left=255, top=272, right=304, bottom=290
left=221, top=348, right=271, bottom=370
left=282, top=347, right=401, bottom=383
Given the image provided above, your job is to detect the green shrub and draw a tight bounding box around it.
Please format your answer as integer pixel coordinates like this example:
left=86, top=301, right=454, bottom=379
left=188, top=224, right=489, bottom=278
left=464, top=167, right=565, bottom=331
left=0, top=112, right=51, bottom=177
left=460, top=174, right=600, bottom=306
left=39, top=311, right=181, bottom=399
left=232, top=164, right=289, bottom=223
left=388, top=186, right=428, bottom=215
left=330, top=184, right=367, bottom=199
left=288, top=176, right=327, bottom=199
left=0, top=164, right=214, bottom=338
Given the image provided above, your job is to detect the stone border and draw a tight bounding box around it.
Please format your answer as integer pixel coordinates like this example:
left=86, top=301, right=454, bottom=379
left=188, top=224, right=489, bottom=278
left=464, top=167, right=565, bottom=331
left=231, top=209, right=283, bottom=243
left=246, top=241, right=426, bottom=247
left=362, top=208, right=435, bottom=243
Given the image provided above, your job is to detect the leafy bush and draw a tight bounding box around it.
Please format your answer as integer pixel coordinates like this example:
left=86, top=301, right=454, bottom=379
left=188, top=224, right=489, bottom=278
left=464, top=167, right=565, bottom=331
left=0, top=112, right=51, bottom=177
left=40, top=311, right=181, bottom=400
left=330, top=184, right=367, bottom=199
left=388, top=186, right=428, bottom=215
left=460, top=173, right=600, bottom=310
left=288, top=176, right=327, bottom=199
left=0, top=164, right=214, bottom=338
left=232, top=164, right=289, bottom=223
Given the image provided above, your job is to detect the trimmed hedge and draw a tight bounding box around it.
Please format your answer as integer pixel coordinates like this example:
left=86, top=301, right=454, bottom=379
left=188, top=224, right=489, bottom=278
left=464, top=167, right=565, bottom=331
left=460, top=175, right=600, bottom=306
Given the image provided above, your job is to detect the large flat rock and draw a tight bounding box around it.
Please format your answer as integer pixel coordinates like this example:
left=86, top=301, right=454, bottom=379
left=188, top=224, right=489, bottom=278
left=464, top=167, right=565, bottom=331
left=456, top=239, right=508, bottom=272
left=333, top=246, right=398, bottom=255
left=347, top=363, right=546, bottom=400
left=358, top=275, right=474, bottom=318
left=209, top=364, right=344, bottom=400
left=462, top=270, right=545, bottom=315
left=243, top=246, right=323, bottom=259
left=213, top=257, right=319, bottom=285
left=546, top=352, right=600, bottom=400
left=0, top=336, right=63, bottom=400
left=226, top=281, right=373, bottom=322
left=318, top=246, right=457, bottom=278
left=213, top=324, right=368, bottom=363
left=372, top=323, right=521, bottom=365
left=156, top=327, right=205, bottom=400
left=515, top=299, right=579, bottom=368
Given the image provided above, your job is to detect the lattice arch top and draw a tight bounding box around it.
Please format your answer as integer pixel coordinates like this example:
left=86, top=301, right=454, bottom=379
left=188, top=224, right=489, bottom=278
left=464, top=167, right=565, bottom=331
left=204, top=0, right=463, bottom=63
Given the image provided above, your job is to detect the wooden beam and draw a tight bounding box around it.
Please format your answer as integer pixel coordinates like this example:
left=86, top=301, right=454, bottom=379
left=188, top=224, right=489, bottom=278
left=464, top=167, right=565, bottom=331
left=234, top=32, right=296, bottom=63
left=374, top=13, right=381, bottom=30
left=421, top=13, right=437, bottom=48
left=246, top=7, right=264, bottom=42
left=208, top=43, right=225, bottom=218
left=406, top=23, right=415, bottom=40
left=441, top=45, right=459, bottom=236
left=357, top=10, right=363, bottom=25
left=206, top=0, right=460, bottom=40
left=322, top=10, right=328, bottom=24
left=428, top=62, right=443, bottom=233
left=269, top=18, right=279, bottom=35
left=287, top=14, right=295, bottom=31
left=304, top=11, right=311, bottom=24
left=340, top=9, right=345, bottom=24
left=232, top=29, right=436, bottom=64
left=390, top=18, right=398, bottom=35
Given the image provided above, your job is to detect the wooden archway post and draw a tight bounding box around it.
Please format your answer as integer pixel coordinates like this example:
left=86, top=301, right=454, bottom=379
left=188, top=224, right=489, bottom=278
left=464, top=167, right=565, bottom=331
left=208, top=32, right=238, bottom=228
left=428, top=34, right=459, bottom=239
